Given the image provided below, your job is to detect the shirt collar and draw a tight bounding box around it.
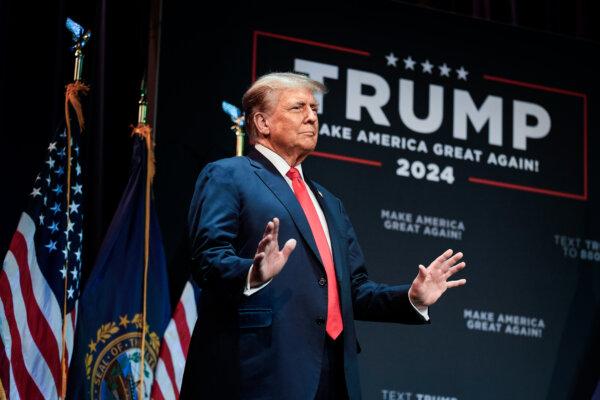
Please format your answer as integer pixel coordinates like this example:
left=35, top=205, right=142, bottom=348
left=254, top=144, right=305, bottom=180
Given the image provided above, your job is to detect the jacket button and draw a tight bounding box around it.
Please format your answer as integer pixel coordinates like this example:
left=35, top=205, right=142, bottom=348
left=315, top=317, right=325, bottom=325
left=318, top=277, right=327, bottom=286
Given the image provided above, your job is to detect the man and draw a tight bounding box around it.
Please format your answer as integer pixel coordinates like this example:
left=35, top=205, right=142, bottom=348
left=181, top=72, right=466, bottom=399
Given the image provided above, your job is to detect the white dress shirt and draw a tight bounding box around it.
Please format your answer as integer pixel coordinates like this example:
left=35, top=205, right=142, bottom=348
left=244, top=144, right=428, bottom=320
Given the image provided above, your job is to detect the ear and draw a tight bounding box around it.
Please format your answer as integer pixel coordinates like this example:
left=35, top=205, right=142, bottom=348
left=254, top=113, right=270, bottom=137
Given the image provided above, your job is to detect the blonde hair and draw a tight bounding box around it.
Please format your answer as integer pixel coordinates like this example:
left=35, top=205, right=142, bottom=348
left=242, top=72, right=327, bottom=144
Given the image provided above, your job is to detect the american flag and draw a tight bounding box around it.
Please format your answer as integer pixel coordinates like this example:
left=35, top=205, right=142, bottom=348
left=150, top=280, right=199, bottom=400
left=0, top=126, right=83, bottom=398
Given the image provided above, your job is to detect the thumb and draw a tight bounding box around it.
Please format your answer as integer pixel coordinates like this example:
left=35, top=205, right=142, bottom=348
left=281, top=238, right=297, bottom=260
left=417, top=264, right=427, bottom=281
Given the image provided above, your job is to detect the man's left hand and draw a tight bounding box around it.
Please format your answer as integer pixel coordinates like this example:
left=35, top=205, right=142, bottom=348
left=408, top=249, right=467, bottom=309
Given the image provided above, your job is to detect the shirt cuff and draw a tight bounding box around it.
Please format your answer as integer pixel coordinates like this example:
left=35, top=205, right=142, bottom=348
left=244, top=264, right=272, bottom=296
left=408, top=296, right=430, bottom=321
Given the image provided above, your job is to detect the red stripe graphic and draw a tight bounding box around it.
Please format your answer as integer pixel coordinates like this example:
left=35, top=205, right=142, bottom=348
left=480, top=74, right=588, bottom=201
left=311, top=151, right=382, bottom=167
left=252, top=30, right=370, bottom=82
left=468, top=177, right=587, bottom=201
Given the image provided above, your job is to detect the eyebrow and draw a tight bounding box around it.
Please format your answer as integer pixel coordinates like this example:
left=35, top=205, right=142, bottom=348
left=288, top=100, right=319, bottom=108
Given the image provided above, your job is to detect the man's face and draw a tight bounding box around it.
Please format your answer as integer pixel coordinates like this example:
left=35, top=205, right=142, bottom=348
left=262, top=87, right=319, bottom=165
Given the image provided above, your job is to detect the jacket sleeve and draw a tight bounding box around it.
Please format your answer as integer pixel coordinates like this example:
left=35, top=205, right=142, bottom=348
left=338, top=200, right=429, bottom=324
left=188, top=162, right=253, bottom=298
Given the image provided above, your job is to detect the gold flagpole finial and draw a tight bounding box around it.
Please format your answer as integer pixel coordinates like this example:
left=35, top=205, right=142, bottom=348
left=138, top=78, right=148, bottom=125
left=222, top=101, right=246, bottom=156
left=66, top=18, right=91, bottom=82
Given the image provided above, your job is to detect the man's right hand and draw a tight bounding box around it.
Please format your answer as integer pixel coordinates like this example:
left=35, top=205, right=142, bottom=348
left=249, top=217, right=297, bottom=288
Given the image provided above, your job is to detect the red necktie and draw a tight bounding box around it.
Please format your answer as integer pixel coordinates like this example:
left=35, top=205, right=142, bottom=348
left=286, top=167, right=343, bottom=339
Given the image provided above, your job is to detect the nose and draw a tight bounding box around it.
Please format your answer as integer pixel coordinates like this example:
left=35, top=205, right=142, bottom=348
left=305, top=106, right=317, bottom=123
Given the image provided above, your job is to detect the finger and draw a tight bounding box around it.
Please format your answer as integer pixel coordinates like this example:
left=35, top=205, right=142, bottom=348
left=416, top=264, right=427, bottom=281
left=256, top=234, right=272, bottom=253
left=445, top=261, right=466, bottom=278
left=272, top=217, right=280, bottom=243
left=431, top=249, right=453, bottom=269
left=442, top=252, right=463, bottom=271
left=447, top=278, right=467, bottom=288
left=262, top=220, right=274, bottom=237
left=253, top=252, right=265, bottom=266
left=281, top=238, right=297, bottom=260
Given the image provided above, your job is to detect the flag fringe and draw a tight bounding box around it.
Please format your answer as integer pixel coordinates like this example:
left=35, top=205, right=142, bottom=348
left=132, top=124, right=156, bottom=183
left=65, top=82, right=90, bottom=134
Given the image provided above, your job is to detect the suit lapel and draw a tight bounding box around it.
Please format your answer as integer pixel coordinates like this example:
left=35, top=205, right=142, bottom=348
left=247, top=150, right=324, bottom=268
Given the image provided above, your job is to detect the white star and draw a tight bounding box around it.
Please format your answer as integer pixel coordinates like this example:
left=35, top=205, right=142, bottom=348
left=62, top=247, right=69, bottom=258
left=66, top=221, right=75, bottom=233
left=76, top=163, right=81, bottom=176
left=75, top=249, right=81, bottom=261
left=438, top=63, right=452, bottom=77
left=48, top=142, right=57, bottom=152
left=35, top=174, right=41, bottom=181
left=69, top=201, right=80, bottom=214
left=45, top=239, right=57, bottom=252
left=46, top=157, right=55, bottom=169
left=72, top=183, right=83, bottom=195
left=78, top=231, right=83, bottom=241
left=59, top=266, right=67, bottom=278
left=403, top=56, right=416, bottom=70
left=30, top=187, right=42, bottom=197
left=67, top=286, right=74, bottom=299
left=385, top=52, right=398, bottom=67
left=39, top=214, right=45, bottom=226
left=46, top=176, right=51, bottom=186
left=456, top=66, right=469, bottom=80
left=70, top=267, right=79, bottom=280
left=421, top=60, right=433, bottom=74
left=43, top=196, right=48, bottom=206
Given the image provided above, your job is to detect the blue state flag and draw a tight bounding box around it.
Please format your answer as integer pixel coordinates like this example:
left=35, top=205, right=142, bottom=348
left=67, top=133, right=170, bottom=399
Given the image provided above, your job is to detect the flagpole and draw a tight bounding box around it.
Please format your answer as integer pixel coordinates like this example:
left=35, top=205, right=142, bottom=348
left=60, top=21, right=90, bottom=399
left=235, top=121, right=244, bottom=156
left=134, top=79, right=153, bottom=399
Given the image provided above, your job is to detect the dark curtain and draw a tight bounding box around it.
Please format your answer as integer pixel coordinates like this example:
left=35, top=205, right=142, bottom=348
left=0, top=0, right=152, bottom=289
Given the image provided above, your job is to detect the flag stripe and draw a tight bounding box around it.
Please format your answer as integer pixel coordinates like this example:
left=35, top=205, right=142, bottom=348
left=161, top=334, right=181, bottom=398
left=151, top=281, right=198, bottom=399
left=16, top=214, right=63, bottom=350
left=0, top=269, right=45, bottom=400
left=172, top=302, right=191, bottom=359
left=154, top=344, right=178, bottom=399
left=3, top=252, right=58, bottom=398
left=8, top=366, right=18, bottom=400
left=10, top=231, right=62, bottom=389
left=150, top=363, right=170, bottom=400
left=0, top=298, right=12, bottom=399
left=181, top=283, right=197, bottom=340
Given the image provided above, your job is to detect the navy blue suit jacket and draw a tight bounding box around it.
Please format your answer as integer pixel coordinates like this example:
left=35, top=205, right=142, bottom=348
left=182, top=149, right=428, bottom=400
